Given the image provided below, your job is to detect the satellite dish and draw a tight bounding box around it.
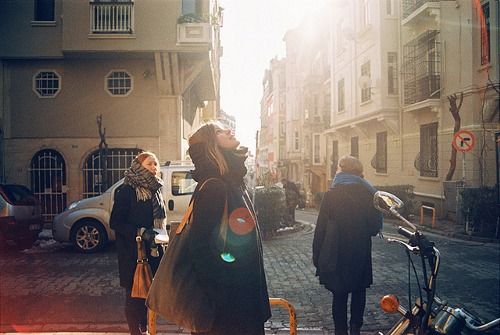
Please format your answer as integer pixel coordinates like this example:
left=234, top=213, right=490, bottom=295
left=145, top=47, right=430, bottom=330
left=358, top=75, right=371, bottom=88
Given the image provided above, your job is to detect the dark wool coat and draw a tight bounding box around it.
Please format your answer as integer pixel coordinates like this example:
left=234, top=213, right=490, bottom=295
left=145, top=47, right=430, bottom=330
left=187, top=178, right=271, bottom=335
left=312, top=183, right=382, bottom=293
left=110, top=184, right=162, bottom=290
left=184, top=144, right=271, bottom=335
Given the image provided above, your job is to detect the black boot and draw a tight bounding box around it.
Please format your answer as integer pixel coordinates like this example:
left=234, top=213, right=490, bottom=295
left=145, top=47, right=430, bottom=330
left=350, top=324, right=361, bottom=335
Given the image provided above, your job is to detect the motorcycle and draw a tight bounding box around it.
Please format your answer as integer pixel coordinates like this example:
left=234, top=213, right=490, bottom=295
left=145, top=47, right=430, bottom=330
left=373, top=191, right=500, bottom=335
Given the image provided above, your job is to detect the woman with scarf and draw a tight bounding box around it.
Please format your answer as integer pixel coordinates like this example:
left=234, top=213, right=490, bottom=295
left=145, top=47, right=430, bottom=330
left=312, top=155, right=382, bottom=335
left=110, top=151, right=166, bottom=335
left=186, top=121, right=271, bottom=335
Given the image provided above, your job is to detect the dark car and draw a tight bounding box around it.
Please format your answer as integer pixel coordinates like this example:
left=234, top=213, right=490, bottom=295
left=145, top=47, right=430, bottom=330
left=0, top=184, right=43, bottom=249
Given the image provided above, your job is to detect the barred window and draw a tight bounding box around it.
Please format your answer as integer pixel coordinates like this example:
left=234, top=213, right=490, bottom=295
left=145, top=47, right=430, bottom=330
left=351, top=136, right=359, bottom=158
left=361, top=61, right=371, bottom=102
left=338, top=78, right=345, bottom=112
left=420, top=122, right=438, bottom=177
left=371, top=132, right=387, bottom=173
left=106, top=70, right=132, bottom=96
left=33, top=71, right=61, bottom=98
left=388, top=52, right=398, bottom=95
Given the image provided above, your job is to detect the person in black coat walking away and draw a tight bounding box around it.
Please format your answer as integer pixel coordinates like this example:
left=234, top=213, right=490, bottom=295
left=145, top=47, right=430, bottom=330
left=110, top=151, right=166, bottom=335
left=186, top=121, right=271, bottom=335
left=312, top=155, right=382, bottom=335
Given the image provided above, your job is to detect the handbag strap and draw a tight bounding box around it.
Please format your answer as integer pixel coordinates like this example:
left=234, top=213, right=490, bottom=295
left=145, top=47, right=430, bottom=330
left=135, top=234, right=147, bottom=263
left=176, top=178, right=225, bottom=235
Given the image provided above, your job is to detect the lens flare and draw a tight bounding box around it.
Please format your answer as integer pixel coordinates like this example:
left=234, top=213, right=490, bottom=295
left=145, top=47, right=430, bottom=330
left=220, top=252, right=236, bottom=263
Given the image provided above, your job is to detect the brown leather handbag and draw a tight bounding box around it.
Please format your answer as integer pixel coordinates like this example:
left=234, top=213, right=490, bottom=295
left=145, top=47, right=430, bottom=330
left=131, top=234, right=153, bottom=299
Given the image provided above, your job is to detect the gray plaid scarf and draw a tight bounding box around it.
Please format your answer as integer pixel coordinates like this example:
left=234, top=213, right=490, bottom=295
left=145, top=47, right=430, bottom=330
left=123, top=159, right=166, bottom=219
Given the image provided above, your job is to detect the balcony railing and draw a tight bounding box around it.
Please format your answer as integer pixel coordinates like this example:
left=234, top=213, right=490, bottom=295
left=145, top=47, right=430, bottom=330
left=90, top=1, right=134, bottom=34
left=402, top=0, right=439, bottom=19
left=403, top=30, right=441, bottom=105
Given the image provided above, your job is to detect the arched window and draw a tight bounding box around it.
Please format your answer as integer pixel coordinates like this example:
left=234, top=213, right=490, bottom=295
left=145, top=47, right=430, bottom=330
left=30, top=149, right=67, bottom=225
left=83, top=148, right=142, bottom=198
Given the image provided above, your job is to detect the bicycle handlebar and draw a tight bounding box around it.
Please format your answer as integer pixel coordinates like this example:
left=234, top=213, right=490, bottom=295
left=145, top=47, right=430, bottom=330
left=397, top=226, right=414, bottom=239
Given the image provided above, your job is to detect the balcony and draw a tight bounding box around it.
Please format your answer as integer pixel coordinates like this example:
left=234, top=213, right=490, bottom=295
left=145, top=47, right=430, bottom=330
left=177, top=13, right=212, bottom=44
left=402, top=0, right=440, bottom=21
left=90, top=1, right=134, bottom=35
left=403, top=30, right=441, bottom=106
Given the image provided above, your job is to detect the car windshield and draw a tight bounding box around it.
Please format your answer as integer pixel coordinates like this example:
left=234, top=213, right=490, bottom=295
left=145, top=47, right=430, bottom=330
left=0, top=184, right=38, bottom=206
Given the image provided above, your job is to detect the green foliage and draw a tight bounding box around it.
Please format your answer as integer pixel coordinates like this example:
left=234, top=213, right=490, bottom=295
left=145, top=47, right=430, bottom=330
left=256, top=171, right=277, bottom=188
left=177, top=13, right=210, bottom=24
left=461, top=187, right=498, bottom=237
left=374, top=184, right=415, bottom=216
left=254, top=186, right=286, bottom=238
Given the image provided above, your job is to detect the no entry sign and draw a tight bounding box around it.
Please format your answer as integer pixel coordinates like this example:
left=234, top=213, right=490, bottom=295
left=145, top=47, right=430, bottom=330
left=452, top=130, right=476, bottom=152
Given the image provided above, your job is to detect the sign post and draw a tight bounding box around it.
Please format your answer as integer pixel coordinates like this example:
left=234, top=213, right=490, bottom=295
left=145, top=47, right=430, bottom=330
left=451, top=130, right=476, bottom=229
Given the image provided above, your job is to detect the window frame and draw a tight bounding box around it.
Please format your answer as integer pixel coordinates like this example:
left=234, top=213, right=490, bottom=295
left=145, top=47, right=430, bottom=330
left=313, top=133, right=321, bottom=165
left=33, top=0, right=55, bottom=23
left=375, top=131, right=387, bottom=174
left=361, top=61, right=371, bottom=103
left=32, top=70, right=61, bottom=98
left=338, top=78, right=345, bottom=112
left=419, top=122, right=438, bottom=177
left=351, top=136, right=359, bottom=158
left=387, top=52, right=398, bottom=95
left=105, top=70, right=133, bottom=97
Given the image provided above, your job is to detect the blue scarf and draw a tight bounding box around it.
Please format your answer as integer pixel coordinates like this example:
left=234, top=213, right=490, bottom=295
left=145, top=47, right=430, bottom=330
left=330, top=172, right=377, bottom=195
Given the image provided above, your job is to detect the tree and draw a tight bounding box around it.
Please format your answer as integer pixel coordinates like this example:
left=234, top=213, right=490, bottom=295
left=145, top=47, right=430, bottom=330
left=445, top=93, right=463, bottom=181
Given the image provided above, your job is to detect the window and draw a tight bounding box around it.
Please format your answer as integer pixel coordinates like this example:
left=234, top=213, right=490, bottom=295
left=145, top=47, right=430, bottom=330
left=386, top=0, right=393, bottom=15
left=481, top=2, right=490, bottom=65
left=33, top=71, right=61, bottom=98
left=313, top=134, right=321, bottom=165
left=330, top=140, right=339, bottom=179
left=372, top=132, right=387, bottom=173
left=361, top=61, right=371, bottom=102
left=388, top=52, right=398, bottom=95
left=83, top=148, right=142, bottom=198
left=34, top=0, right=55, bottom=22
left=90, top=0, right=134, bottom=34
left=294, top=131, right=300, bottom=151
left=106, top=70, right=132, bottom=96
left=172, top=171, right=197, bottom=196
left=420, top=123, right=438, bottom=177
left=361, top=0, right=371, bottom=29
left=338, top=78, right=345, bottom=112
left=351, top=136, right=359, bottom=158
left=182, top=0, right=203, bottom=15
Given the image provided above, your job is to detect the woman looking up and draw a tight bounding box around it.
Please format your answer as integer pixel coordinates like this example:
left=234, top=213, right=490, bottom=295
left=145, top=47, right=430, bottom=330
left=186, top=121, right=271, bottom=335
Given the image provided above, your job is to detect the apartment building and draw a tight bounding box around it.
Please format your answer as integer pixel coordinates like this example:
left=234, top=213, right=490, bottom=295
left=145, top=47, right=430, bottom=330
left=0, top=0, right=222, bottom=224
left=397, top=0, right=499, bottom=215
left=257, top=57, right=286, bottom=183
left=279, top=10, right=331, bottom=203
left=327, top=0, right=400, bottom=187
left=326, top=0, right=498, bottom=216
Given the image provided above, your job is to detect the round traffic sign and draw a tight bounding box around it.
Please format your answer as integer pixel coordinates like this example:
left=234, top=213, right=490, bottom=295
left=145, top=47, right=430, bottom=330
left=452, top=130, right=476, bottom=152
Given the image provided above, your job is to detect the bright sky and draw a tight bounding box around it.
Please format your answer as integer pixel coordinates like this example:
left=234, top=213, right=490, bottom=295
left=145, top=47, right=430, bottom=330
left=219, top=0, right=327, bottom=153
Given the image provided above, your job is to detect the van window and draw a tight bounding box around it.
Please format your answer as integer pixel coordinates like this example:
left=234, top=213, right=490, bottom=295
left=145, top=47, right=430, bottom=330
left=171, top=171, right=197, bottom=196
left=0, top=185, right=38, bottom=206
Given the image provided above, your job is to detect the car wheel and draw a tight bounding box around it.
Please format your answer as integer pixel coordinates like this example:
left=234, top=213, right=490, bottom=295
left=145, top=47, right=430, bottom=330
left=71, top=219, right=107, bottom=253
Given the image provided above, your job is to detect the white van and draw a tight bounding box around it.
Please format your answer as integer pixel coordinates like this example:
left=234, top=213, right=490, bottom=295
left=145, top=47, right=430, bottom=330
left=52, top=161, right=196, bottom=253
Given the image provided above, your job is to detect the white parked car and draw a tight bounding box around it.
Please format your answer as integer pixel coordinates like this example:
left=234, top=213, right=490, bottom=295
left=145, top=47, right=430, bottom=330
left=52, top=161, right=196, bottom=253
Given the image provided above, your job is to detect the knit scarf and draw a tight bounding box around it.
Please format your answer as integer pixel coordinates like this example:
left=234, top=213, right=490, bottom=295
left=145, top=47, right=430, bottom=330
left=330, top=171, right=377, bottom=195
left=123, top=159, right=166, bottom=220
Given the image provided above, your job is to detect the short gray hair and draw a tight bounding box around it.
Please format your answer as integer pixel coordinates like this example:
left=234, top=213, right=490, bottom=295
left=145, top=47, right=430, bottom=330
left=338, top=155, right=363, bottom=176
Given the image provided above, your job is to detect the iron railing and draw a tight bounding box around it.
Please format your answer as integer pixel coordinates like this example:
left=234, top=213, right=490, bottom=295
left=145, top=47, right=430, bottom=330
left=403, top=30, right=441, bottom=105
left=90, top=1, right=134, bottom=34
left=402, top=0, right=440, bottom=19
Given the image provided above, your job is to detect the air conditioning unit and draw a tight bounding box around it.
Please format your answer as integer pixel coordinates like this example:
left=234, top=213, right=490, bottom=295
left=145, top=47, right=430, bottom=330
left=177, top=23, right=211, bottom=44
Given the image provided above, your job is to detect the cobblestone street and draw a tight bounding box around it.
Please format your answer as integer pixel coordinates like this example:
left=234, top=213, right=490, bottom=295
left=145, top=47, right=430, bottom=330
left=0, top=209, right=499, bottom=334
